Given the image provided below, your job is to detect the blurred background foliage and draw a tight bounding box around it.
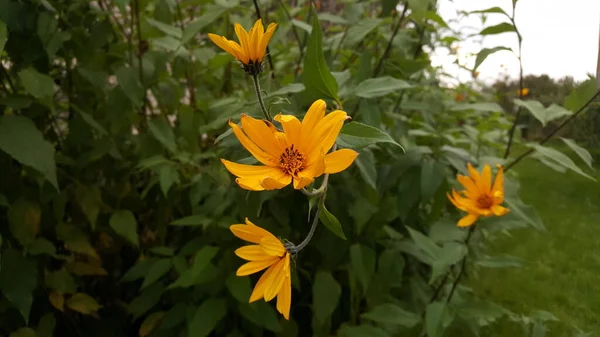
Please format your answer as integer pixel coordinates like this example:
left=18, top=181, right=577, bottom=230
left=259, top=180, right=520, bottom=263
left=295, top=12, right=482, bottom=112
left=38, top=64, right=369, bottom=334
left=0, top=0, right=598, bottom=337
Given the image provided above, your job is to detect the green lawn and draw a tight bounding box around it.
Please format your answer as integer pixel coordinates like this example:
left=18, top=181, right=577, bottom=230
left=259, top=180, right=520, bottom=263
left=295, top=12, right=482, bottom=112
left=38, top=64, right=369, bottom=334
left=473, top=156, right=600, bottom=336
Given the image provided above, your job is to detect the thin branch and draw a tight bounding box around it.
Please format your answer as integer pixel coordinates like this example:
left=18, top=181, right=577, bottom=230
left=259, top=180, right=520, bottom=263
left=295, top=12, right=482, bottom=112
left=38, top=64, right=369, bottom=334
left=175, top=0, right=198, bottom=112
left=504, top=90, right=600, bottom=172
left=295, top=203, right=321, bottom=251
left=0, top=64, right=15, bottom=93
left=133, top=0, right=147, bottom=114
left=373, top=3, right=408, bottom=77
left=294, top=7, right=313, bottom=77
left=445, top=226, right=476, bottom=303
left=503, top=4, right=524, bottom=159
left=276, top=0, right=304, bottom=60
left=252, top=0, right=276, bottom=79
left=251, top=74, right=272, bottom=121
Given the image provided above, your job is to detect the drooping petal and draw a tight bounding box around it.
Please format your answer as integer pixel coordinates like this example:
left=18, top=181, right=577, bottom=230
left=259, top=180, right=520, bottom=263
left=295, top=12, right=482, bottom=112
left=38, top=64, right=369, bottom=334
left=300, top=100, right=326, bottom=138
left=258, top=23, right=277, bottom=62
left=292, top=176, right=314, bottom=190
left=249, top=262, right=277, bottom=302
left=324, top=149, right=358, bottom=174
left=236, top=257, right=279, bottom=276
left=207, top=34, right=243, bottom=60
left=230, top=222, right=271, bottom=244
left=492, top=165, right=505, bottom=203
left=491, top=205, right=509, bottom=216
left=260, top=236, right=286, bottom=257
left=261, top=175, right=292, bottom=190
left=276, top=270, right=291, bottom=320
left=275, top=114, right=302, bottom=149
left=236, top=177, right=266, bottom=191
left=447, top=191, right=467, bottom=212
left=480, top=164, right=492, bottom=194
left=240, top=114, right=284, bottom=157
left=235, top=245, right=275, bottom=261
left=457, top=213, right=478, bottom=227
left=234, top=23, right=251, bottom=64
left=228, top=120, right=276, bottom=166
left=263, top=257, right=287, bottom=301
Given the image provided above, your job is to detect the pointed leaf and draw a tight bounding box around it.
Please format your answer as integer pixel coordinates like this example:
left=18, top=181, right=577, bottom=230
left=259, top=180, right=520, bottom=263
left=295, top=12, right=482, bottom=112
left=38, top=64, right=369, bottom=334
left=313, top=271, right=341, bottom=325
left=480, top=22, right=516, bottom=35
left=349, top=244, right=376, bottom=292
left=142, top=259, right=173, bottom=289
left=188, top=298, right=227, bottom=337
left=474, top=47, right=511, bottom=70
left=361, top=303, right=420, bottom=327
left=148, top=118, right=177, bottom=152
left=354, top=76, right=412, bottom=98
left=319, top=204, right=346, bottom=240
left=338, top=122, right=403, bottom=150
left=0, top=249, right=37, bottom=323
left=66, top=293, right=102, bottom=315
left=109, top=210, right=139, bottom=247
left=560, top=138, right=593, bottom=169
left=18, top=68, right=55, bottom=99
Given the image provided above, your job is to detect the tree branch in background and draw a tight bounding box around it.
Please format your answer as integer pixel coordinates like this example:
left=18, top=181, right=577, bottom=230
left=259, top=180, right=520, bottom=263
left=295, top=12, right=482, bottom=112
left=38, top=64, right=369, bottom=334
left=175, top=1, right=198, bottom=112
left=373, top=3, right=408, bottom=77
left=294, top=6, right=313, bottom=77
left=132, top=0, right=148, bottom=114
left=504, top=90, right=600, bottom=172
left=252, top=0, right=276, bottom=79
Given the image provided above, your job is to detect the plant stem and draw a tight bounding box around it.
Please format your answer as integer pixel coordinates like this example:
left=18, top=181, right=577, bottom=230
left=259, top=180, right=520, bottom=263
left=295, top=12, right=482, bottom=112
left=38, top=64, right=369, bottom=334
left=252, top=0, right=275, bottom=79
left=251, top=74, right=272, bottom=121
left=295, top=202, right=322, bottom=251
left=276, top=0, right=303, bottom=61
left=504, top=90, right=600, bottom=172
left=445, top=225, right=476, bottom=303
left=503, top=3, right=524, bottom=159
left=373, top=3, right=408, bottom=77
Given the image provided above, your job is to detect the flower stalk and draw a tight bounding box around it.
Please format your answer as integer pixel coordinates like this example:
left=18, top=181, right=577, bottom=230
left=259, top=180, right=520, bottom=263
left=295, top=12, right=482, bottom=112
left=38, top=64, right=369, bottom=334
left=252, top=74, right=272, bottom=121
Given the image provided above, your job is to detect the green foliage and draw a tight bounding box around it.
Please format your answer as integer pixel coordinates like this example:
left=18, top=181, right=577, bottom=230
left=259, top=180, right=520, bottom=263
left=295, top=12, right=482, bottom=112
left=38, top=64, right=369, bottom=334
left=0, top=0, right=595, bottom=336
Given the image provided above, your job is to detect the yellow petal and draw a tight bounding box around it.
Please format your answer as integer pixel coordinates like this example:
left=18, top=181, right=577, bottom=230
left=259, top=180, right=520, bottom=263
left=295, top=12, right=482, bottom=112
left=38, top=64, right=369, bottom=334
left=260, top=236, right=286, bottom=257
left=324, top=149, right=358, bottom=174
left=240, top=114, right=284, bottom=158
left=235, top=245, right=275, bottom=261
left=263, top=257, right=287, bottom=301
left=221, top=159, right=280, bottom=178
left=300, top=100, right=326, bottom=137
left=304, top=110, right=348, bottom=159
left=207, top=34, right=242, bottom=60
left=261, top=175, right=292, bottom=190
left=249, top=19, right=264, bottom=62
left=447, top=191, right=467, bottom=212
left=457, top=174, right=480, bottom=199
left=276, top=268, right=291, bottom=319
left=457, top=213, right=478, bottom=227
left=480, top=164, right=492, bottom=194
left=258, top=23, right=277, bottom=63
left=292, top=176, right=313, bottom=189
left=467, top=162, right=482, bottom=188
left=234, top=23, right=251, bottom=64
left=492, top=165, right=504, bottom=203
left=275, top=114, right=302, bottom=149
left=249, top=263, right=277, bottom=302
left=299, top=149, right=326, bottom=181
left=230, top=220, right=272, bottom=244
left=236, top=177, right=266, bottom=191
left=491, top=205, right=509, bottom=216
left=229, top=120, right=276, bottom=166
left=236, top=257, right=279, bottom=276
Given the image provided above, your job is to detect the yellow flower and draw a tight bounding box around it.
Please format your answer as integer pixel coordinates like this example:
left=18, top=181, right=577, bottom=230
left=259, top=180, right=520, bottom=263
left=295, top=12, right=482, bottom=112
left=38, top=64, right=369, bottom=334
left=231, top=218, right=291, bottom=319
left=221, top=99, right=359, bottom=191
left=447, top=163, right=509, bottom=227
left=517, top=88, right=530, bottom=97
left=207, top=19, right=277, bottom=75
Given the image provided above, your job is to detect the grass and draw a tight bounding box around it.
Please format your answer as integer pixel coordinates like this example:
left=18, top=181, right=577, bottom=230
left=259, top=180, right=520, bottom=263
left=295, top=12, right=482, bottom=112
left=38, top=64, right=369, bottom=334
left=472, top=153, right=600, bottom=336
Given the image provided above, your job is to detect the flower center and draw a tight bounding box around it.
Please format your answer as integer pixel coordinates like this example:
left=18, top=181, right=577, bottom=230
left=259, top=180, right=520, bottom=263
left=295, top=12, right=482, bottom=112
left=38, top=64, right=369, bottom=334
left=477, top=194, right=493, bottom=209
left=279, top=145, right=305, bottom=176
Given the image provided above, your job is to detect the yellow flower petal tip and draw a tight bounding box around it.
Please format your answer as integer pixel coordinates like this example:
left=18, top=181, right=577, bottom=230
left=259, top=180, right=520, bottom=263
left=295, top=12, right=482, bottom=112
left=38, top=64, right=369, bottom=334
left=231, top=220, right=292, bottom=320
left=208, top=19, right=278, bottom=75
left=221, top=100, right=357, bottom=191
left=448, top=163, right=509, bottom=227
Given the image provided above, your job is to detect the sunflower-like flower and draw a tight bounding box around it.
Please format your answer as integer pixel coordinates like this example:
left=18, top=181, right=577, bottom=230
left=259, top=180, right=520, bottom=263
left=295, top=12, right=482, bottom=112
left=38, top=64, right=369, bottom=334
left=447, top=163, right=509, bottom=227
left=221, top=100, right=359, bottom=191
left=207, top=19, right=277, bottom=75
left=231, top=218, right=291, bottom=319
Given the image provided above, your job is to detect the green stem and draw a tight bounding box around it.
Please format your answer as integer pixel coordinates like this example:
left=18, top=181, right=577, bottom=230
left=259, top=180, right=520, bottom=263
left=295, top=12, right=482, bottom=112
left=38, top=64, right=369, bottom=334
left=251, top=74, right=271, bottom=121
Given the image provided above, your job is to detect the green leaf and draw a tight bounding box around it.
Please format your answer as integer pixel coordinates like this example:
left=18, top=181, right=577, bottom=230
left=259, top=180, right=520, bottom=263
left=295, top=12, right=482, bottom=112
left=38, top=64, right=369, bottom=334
left=188, top=298, right=227, bottom=337
left=503, top=195, right=545, bottom=230
left=160, top=303, right=187, bottom=330
left=338, top=325, right=388, bottom=337
left=158, top=165, right=179, bottom=196
left=564, top=79, right=598, bottom=112
left=66, top=293, right=102, bottom=315
left=560, top=138, right=593, bottom=169
left=431, top=242, right=467, bottom=283
left=0, top=249, right=37, bottom=323
left=0, top=20, right=7, bottom=54
left=36, top=313, right=57, bottom=337
left=421, top=160, right=445, bottom=201
left=142, top=259, right=173, bottom=289
left=378, top=249, right=405, bottom=286
left=470, top=7, right=509, bottom=16
left=0, top=116, right=58, bottom=188
left=344, top=18, right=381, bottom=47
left=319, top=204, right=346, bottom=240
left=349, top=244, right=376, bottom=293
left=451, top=102, right=504, bottom=112
left=355, top=149, right=377, bottom=189
left=318, top=13, right=349, bottom=25
left=338, top=122, right=404, bottom=150
left=148, top=118, right=177, bottom=152
left=406, top=227, right=441, bottom=264
left=312, top=271, right=341, bottom=325
left=238, top=302, right=282, bottom=332
left=0, top=194, right=8, bottom=207
left=480, top=22, right=516, bottom=35
left=181, top=7, right=227, bottom=44
left=426, top=302, right=452, bottom=337
left=129, top=283, right=165, bottom=319
left=226, top=274, right=252, bottom=303
left=116, top=66, right=144, bottom=106
left=27, top=238, right=56, bottom=256
left=146, top=18, right=182, bottom=38
left=291, top=19, right=312, bottom=34
left=169, top=215, right=213, bottom=227
left=9, top=328, right=36, bottom=337
left=268, top=83, right=305, bottom=97
left=514, top=99, right=571, bottom=126
left=45, top=269, right=77, bottom=294
left=476, top=254, right=525, bottom=268
left=169, top=246, right=219, bottom=288
left=140, top=311, right=166, bottom=337
left=303, top=10, right=339, bottom=103
left=109, top=210, right=139, bottom=247
left=529, top=144, right=595, bottom=180
left=361, top=303, right=420, bottom=327
left=354, top=76, right=412, bottom=98
left=18, top=68, right=55, bottom=99
left=8, top=199, right=40, bottom=247
left=474, top=47, right=511, bottom=70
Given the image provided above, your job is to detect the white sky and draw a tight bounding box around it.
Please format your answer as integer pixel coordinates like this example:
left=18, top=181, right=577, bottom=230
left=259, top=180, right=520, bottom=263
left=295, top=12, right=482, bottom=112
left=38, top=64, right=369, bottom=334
left=432, top=0, right=600, bottom=85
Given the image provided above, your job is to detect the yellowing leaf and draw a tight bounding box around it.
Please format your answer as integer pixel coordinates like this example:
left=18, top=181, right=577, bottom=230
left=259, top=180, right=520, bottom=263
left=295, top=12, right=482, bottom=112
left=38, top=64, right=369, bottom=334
left=66, top=293, right=102, bottom=315
left=139, top=311, right=166, bottom=337
left=8, top=199, right=40, bottom=246
left=49, top=291, right=65, bottom=312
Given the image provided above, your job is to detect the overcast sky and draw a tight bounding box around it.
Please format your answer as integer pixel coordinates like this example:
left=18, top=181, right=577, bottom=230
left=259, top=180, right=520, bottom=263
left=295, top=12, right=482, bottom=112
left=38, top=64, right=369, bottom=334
left=432, top=0, right=600, bottom=85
